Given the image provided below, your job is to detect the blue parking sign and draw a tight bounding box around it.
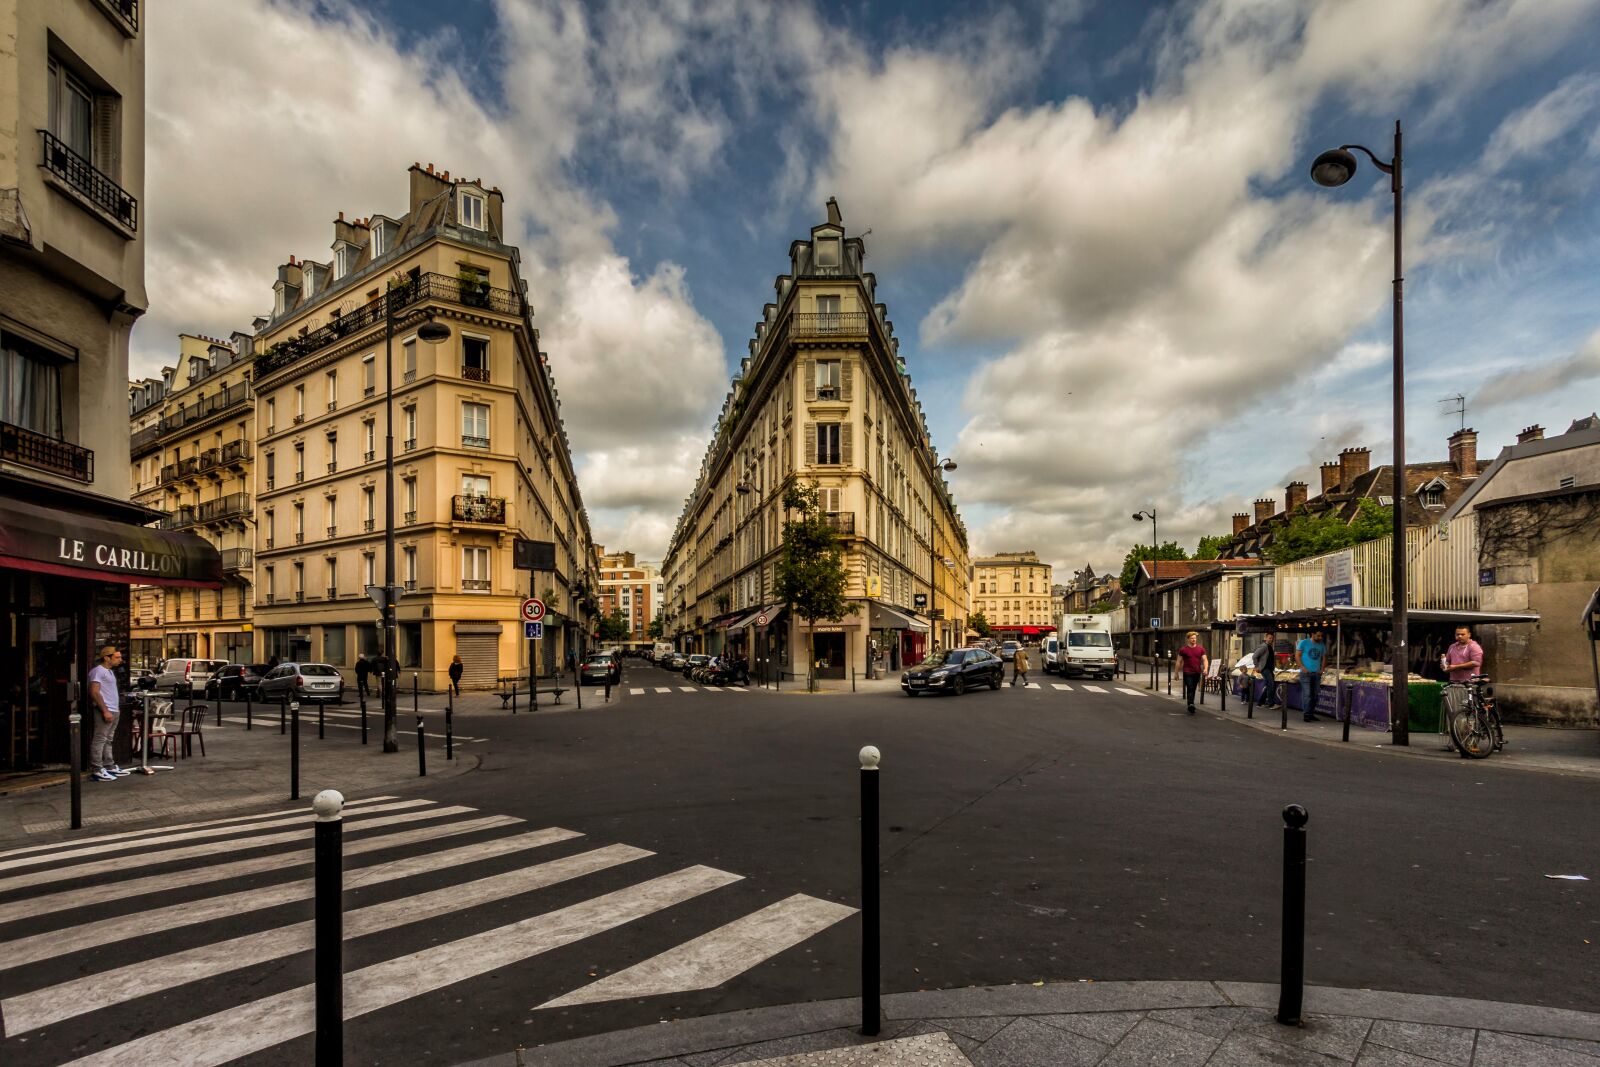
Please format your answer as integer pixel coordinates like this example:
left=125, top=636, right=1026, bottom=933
left=524, top=621, right=543, bottom=639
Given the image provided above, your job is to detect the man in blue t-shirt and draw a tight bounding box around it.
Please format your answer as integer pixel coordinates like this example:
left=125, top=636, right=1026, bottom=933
left=1295, top=630, right=1326, bottom=723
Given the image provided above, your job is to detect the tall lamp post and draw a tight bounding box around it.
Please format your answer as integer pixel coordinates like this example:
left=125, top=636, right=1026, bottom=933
left=1309, top=120, right=1408, bottom=746
left=382, top=286, right=450, bottom=752
left=1132, top=509, right=1158, bottom=661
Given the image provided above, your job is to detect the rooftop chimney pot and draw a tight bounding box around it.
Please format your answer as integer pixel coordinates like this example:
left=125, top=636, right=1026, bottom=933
left=1517, top=424, right=1544, bottom=444
left=1232, top=512, right=1250, bottom=535
left=1254, top=498, right=1276, bottom=526
left=1338, top=447, right=1371, bottom=489
left=1319, top=461, right=1342, bottom=494
left=1448, top=427, right=1478, bottom=476
left=1285, top=481, right=1309, bottom=512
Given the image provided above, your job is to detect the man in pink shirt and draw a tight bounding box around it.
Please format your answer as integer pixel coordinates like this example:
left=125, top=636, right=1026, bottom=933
left=1443, top=626, right=1484, bottom=681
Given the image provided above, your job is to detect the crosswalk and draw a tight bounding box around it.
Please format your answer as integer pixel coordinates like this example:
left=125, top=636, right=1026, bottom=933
left=1043, top=681, right=1148, bottom=697
left=630, top=685, right=752, bottom=695
left=0, top=796, right=855, bottom=1064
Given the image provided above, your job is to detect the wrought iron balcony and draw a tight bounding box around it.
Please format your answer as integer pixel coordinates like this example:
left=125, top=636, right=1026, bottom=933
left=364, top=450, right=375, bottom=463
left=255, top=272, right=525, bottom=377
left=462, top=434, right=490, bottom=450
left=157, top=382, right=251, bottom=437
left=463, top=579, right=491, bottom=592
left=220, top=548, right=253, bottom=573
left=198, top=493, right=251, bottom=525
left=403, top=511, right=417, bottom=525
left=823, top=511, right=856, bottom=534
left=159, top=505, right=198, bottom=530
left=403, top=438, right=417, bottom=452
left=130, top=424, right=161, bottom=454
left=326, top=587, right=337, bottom=600
left=265, top=592, right=276, bottom=605
left=462, top=365, right=490, bottom=383
left=1, top=421, right=94, bottom=482
left=326, top=461, right=337, bottom=474
left=39, top=130, right=138, bottom=231
left=452, top=494, right=506, bottom=524
left=294, top=590, right=305, bottom=603
left=91, top=0, right=138, bottom=34
left=326, top=525, right=337, bottom=538
left=363, top=518, right=375, bottom=532
left=222, top=440, right=251, bottom=466
left=404, top=579, right=417, bottom=592
left=790, top=312, right=869, bottom=340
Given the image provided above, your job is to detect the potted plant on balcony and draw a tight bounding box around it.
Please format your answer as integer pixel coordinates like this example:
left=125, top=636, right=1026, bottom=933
left=457, top=269, right=492, bottom=309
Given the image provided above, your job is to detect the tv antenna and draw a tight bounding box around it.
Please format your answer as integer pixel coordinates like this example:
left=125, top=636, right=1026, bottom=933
left=1439, top=394, right=1466, bottom=431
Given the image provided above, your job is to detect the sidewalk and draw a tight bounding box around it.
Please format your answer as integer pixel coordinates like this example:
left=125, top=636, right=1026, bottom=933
left=464, top=980, right=1600, bottom=1065
left=0, top=699, right=477, bottom=846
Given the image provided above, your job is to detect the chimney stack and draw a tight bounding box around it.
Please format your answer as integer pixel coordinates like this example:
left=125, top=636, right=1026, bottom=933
left=1517, top=424, right=1544, bottom=444
left=1448, top=428, right=1478, bottom=475
left=1232, top=512, right=1250, bottom=535
left=1285, top=481, right=1308, bottom=513
left=1339, top=447, right=1371, bottom=489
left=1254, top=498, right=1275, bottom=526
left=1319, top=461, right=1342, bottom=494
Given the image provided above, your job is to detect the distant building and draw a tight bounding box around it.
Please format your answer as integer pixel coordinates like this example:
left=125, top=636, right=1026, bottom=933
left=1063, top=565, right=1121, bottom=614
left=971, top=552, right=1054, bottom=638
left=596, top=548, right=660, bottom=647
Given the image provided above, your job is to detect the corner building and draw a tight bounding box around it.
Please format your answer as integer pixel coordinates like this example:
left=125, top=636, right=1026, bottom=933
left=250, top=164, right=596, bottom=691
left=970, top=551, right=1054, bottom=639
left=661, top=200, right=970, bottom=679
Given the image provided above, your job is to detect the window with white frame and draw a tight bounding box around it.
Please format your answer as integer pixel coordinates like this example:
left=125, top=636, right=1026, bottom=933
left=363, top=552, right=375, bottom=586
left=362, top=354, right=375, bottom=395
left=325, top=369, right=337, bottom=409
left=333, top=244, right=353, bottom=279
left=462, top=402, right=490, bottom=449
left=459, top=191, right=485, bottom=231
left=461, top=473, right=491, bottom=497
left=362, top=486, right=375, bottom=526
left=402, top=337, right=416, bottom=380
left=371, top=224, right=387, bottom=257
left=815, top=359, right=841, bottom=399
left=816, top=423, right=841, bottom=465
left=403, top=547, right=417, bottom=585
left=404, top=406, right=417, bottom=445
left=363, top=420, right=375, bottom=457
left=265, top=398, right=276, bottom=431
left=462, top=545, right=491, bottom=590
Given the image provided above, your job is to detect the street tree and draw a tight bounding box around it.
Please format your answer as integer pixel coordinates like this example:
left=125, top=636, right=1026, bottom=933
left=647, top=616, right=664, bottom=640
left=596, top=611, right=631, bottom=643
left=1119, top=541, right=1188, bottom=591
left=773, top=481, right=850, bottom=689
left=1266, top=499, right=1392, bottom=564
left=969, top=611, right=993, bottom=638
left=1193, top=534, right=1230, bottom=560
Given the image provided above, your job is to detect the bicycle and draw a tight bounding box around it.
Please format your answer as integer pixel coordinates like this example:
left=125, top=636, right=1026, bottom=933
left=1445, top=676, right=1504, bottom=759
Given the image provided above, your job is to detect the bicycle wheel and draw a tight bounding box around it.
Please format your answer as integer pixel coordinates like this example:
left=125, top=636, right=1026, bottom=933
left=1456, top=709, right=1496, bottom=759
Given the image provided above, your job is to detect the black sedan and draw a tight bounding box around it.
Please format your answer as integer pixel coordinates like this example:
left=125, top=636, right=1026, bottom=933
left=204, top=663, right=266, bottom=700
left=902, top=648, right=1005, bottom=696
left=580, top=653, right=621, bottom=686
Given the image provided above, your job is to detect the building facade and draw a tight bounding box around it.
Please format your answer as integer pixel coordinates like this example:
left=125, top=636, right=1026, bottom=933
left=971, top=552, right=1054, bottom=638
left=127, top=334, right=257, bottom=668
left=2, top=0, right=219, bottom=776
left=249, top=163, right=595, bottom=691
left=595, top=549, right=661, bottom=648
left=660, top=199, right=970, bottom=679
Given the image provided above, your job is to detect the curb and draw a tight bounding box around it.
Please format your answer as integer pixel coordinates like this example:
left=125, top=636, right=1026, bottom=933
left=456, top=980, right=1600, bottom=1067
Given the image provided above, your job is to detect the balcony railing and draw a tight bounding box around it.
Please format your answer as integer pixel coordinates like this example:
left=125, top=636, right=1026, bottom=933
left=220, top=548, right=253, bottom=573
left=326, top=525, right=337, bottom=538
left=463, top=579, right=491, bottom=592
left=364, top=518, right=375, bottom=532
left=157, top=382, right=251, bottom=437
left=326, top=587, right=338, bottom=600
left=790, top=312, right=869, bottom=340
left=255, top=272, right=525, bottom=377
left=265, top=593, right=276, bottom=605
left=462, top=435, right=490, bottom=450
left=92, top=0, right=138, bottom=33
left=403, top=438, right=417, bottom=452
left=222, top=440, right=251, bottom=465
left=39, top=130, right=138, bottom=231
left=403, top=511, right=417, bottom=525
left=1, top=421, right=93, bottom=482
left=294, top=590, right=305, bottom=603
left=823, top=511, right=856, bottom=535
left=452, top=494, right=506, bottom=524
left=327, top=461, right=337, bottom=474
left=177, top=456, right=201, bottom=478
left=364, top=450, right=375, bottom=462
left=130, top=424, right=161, bottom=454
left=462, top=365, right=490, bottom=383
left=404, top=579, right=417, bottom=592
left=198, top=493, right=251, bottom=525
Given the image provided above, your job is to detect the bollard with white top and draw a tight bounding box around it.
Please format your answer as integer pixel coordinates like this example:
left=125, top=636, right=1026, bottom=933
left=859, top=744, right=881, bottom=1036
left=313, top=789, right=344, bottom=1064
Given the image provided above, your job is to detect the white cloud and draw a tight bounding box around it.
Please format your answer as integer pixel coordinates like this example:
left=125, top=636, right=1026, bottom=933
left=1473, top=327, right=1600, bottom=409
left=1485, top=73, right=1600, bottom=166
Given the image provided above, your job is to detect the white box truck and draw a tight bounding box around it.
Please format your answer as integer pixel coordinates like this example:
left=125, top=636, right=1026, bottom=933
left=1059, top=614, right=1117, bottom=679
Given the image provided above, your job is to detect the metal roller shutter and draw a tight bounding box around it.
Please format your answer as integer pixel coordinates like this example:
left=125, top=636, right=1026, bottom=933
left=453, top=626, right=500, bottom=689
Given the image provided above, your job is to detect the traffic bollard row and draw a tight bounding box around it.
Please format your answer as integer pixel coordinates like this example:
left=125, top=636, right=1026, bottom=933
left=859, top=744, right=881, bottom=1036
left=313, top=789, right=344, bottom=1065
left=359, top=689, right=368, bottom=745
left=446, top=689, right=454, bottom=761
left=1276, top=804, right=1308, bottom=1027
left=290, top=699, right=301, bottom=800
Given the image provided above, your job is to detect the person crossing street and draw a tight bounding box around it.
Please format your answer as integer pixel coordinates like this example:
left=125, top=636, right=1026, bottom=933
left=1011, top=644, right=1030, bottom=686
left=1177, top=632, right=1208, bottom=714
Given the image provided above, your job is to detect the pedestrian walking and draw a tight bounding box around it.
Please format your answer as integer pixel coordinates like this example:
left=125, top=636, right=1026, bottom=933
left=1295, top=629, right=1326, bottom=722
left=1177, top=632, right=1208, bottom=714
left=354, top=654, right=371, bottom=698
left=448, top=654, right=464, bottom=696
left=87, top=645, right=129, bottom=781
left=1011, top=644, right=1030, bottom=686
left=1252, top=633, right=1278, bottom=707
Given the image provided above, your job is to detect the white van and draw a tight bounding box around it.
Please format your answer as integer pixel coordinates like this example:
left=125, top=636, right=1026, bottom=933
left=1039, top=635, right=1061, bottom=673
left=1059, top=616, right=1116, bottom=679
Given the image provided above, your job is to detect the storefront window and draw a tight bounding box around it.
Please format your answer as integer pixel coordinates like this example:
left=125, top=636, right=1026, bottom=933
left=356, top=624, right=381, bottom=657
left=399, top=622, right=423, bottom=667
left=322, top=625, right=347, bottom=666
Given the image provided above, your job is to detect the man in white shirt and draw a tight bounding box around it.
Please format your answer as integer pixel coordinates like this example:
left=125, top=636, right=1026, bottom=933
left=87, top=645, right=129, bottom=780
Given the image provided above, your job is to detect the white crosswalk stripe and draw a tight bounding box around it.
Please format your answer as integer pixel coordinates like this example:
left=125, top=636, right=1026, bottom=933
left=1052, top=683, right=1073, bottom=691
left=221, top=716, right=486, bottom=743
left=679, top=686, right=698, bottom=692
left=1116, top=687, right=1146, bottom=696
left=1024, top=682, right=1041, bottom=689
left=655, top=687, right=673, bottom=693
left=1081, top=684, right=1108, bottom=693
left=0, top=795, right=857, bottom=1061
left=630, top=687, right=645, bottom=695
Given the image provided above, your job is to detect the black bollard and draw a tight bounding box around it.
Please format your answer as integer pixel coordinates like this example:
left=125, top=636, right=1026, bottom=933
left=445, top=691, right=454, bottom=762
left=412, top=673, right=419, bottom=720
left=359, top=688, right=367, bottom=746
left=1281, top=690, right=1289, bottom=731
left=318, top=699, right=325, bottom=740
left=280, top=692, right=287, bottom=735
left=605, top=680, right=611, bottom=703
left=859, top=744, right=881, bottom=1036
left=245, top=686, right=252, bottom=731
left=313, top=789, right=344, bottom=1065
left=1247, top=677, right=1256, bottom=719
left=289, top=699, right=301, bottom=800
left=851, top=668, right=857, bottom=693
left=1167, top=654, right=1173, bottom=697
left=1341, top=684, right=1351, bottom=743
left=1276, top=804, right=1308, bottom=1026
left=511, top=681, right=517, bottom=715
left=68, top=702, right=83, bottom=831
left=416, top=713, right=427, bottom=777
left=1220, top=671, right=1227, bottom=711
left=216, top=689, right=223, bottom=727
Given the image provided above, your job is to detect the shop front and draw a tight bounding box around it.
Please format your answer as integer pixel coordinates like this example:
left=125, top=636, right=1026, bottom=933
left=0, top=495, right=222, bottom=776
left=867, top=601, right=929, bottom=675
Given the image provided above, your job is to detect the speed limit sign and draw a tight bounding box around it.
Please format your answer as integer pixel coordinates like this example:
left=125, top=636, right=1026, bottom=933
left=520, top=598, right=546, bottom=623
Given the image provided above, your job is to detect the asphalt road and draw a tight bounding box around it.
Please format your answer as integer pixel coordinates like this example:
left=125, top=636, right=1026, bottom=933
left=4, top=658, right=1596, bottom=1065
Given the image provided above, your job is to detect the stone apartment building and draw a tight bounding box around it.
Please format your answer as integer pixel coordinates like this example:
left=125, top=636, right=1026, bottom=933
left=595, top=549, right=661, bottom=648
left=127, top=334, right=257, bottom=668
left=249, top=163, right=595, bottom=691
left=660, top=199, right=971, bottom=678
left=1, top=0, right=219, bottom=777
left=971, top=552, right=1054, bottom=638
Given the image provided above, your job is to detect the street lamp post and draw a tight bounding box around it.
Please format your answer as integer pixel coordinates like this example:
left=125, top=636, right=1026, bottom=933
left=1310, top=120, right=1409, bottom=746
left=382, top=285, right=450, bottom=752
left=1132, top=509, right=1158, bottom=663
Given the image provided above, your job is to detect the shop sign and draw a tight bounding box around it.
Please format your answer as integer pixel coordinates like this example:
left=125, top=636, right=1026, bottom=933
left=57, top=537, right=185, bottom=579
left=1323, top=550, right=1354, bottom=608
left=913, top=593, right=928, bottom=609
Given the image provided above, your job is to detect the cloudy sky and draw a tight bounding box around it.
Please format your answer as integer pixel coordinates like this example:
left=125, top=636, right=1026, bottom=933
left=137, top=0, right=1600, bottom=576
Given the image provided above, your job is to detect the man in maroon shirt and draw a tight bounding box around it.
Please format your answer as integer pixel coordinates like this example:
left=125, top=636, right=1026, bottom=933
left=1177, top=631, right=1209, bottom=714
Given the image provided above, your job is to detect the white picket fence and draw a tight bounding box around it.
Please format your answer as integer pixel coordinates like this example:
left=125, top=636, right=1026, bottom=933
left=1273, top=513, right=1479, bottom=612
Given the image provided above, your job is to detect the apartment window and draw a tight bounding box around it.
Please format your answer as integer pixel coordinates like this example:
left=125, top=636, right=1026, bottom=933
left=816, top=295, right=841, bottom=332
left=325, top=431, right=337, bottom=473
left=362, top=486, right=375, bottom=530
left=47, top=58, right=96, bottom=164
left=404, top=477, right=417, bottom=523
left=264, top=565, right=275, bottom=603
left=404, top=406, right=417, bottom=449
left=461, top=474, right=491, bottom=497
left=293, top=384, right=305, bottom=421
left=816, top=423, right=841, bottom=465
left=292, top=562, right=304, bottom=601
left=363, top=420, right=375, bottom=461
left=264, top=508, right=275, bottom=547
left=462, top=545, right=491, bottom=590
left=459, top=191, right=485, bottom=231
left=333, top=244, right=353, bottom=279
left=462, top=402, right=490, bottom=449
left=325, top=370, right=337, bottom=410
left=815, top=237, right=840, bottom=270
left=293, top=503, right=304, bottom=542
left=362, top=354, right=376, bottom=396
left=815, top=359, right=841, bottom=400
left=362, top=552, right=375, bottom=587
left=264, top=449, right=276, bottom=488
left=0, top=331, right=65, bottom=438
left=462, top=336, right=490, bottom=382
left=1013, top=581, right=1020, bottom=592
left=403, top=546, right=417, bottom=590
left=402, top=338, right=417, bottom=382
left=325, top=556, right=338, bottom=597
left=325, top=494, right=337, bottom=535
left=371, top=224, right=388, bottom=257
left=294, top=443, right=304, bottom=481
left=265, top=398, right=276, bottom=432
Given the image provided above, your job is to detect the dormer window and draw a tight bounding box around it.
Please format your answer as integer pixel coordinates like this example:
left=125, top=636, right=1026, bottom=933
left=1416, top=479, right=1447, bottom=509
left=333, top=244, right=354, bottom=280
left=815, top=236, right=840, bottom=270
left=459, top=190, right=485, bottom=231
left=371, top=224, right=388, bottom=257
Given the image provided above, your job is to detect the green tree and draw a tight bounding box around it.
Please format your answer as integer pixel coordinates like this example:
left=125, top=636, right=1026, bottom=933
left=969, top=611, right=993, bottom=638
left=1193, top=534, right=1230, bottom=560
left=646, top=616, right=664, bottom=640
left=773, top=481, right=850, bottom=689
left=1265, top=499, right=1394, bottom=565
left=596, top=610, right=631, bottom=642
left=1119, top=541, right=1189, bottom=592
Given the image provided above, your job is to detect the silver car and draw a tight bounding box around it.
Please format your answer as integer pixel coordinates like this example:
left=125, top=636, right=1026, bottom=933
left=154, top=658, right=228, bottom=695
left=257, top=662, right=346, bottom=704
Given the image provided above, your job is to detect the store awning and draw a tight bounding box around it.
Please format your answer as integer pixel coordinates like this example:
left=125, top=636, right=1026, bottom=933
left=869, top=602, right=928, bottom=632
left=992, top=624, right=1058, bottom=636
left=0, top=497, right=222, bottom=588
left=729, top=604, right=785, bottom=631
left=1231, top=606, right=1541, bottom=633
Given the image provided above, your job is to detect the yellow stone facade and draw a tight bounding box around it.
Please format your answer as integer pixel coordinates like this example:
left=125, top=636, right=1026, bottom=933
left=971, top=551, right=1054, bottom=636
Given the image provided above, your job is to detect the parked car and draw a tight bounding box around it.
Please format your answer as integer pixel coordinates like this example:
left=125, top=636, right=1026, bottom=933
left=580, top=652, right=621, bottom=686
left=1039, top=635, right=1061, bottom=673
left=257, top=662, right=346, bottom=704
left=663, top=652, right=687, bottom=670
left=681, top=654, right=711, bottom=678
left=998, top=641, right=1021, bottom=663
left=154, top=658, right=229, bottom=696
left=129, top=668, right=158, bottom=690
left=903, top=648, right=1004, bottom=695
left=203, top=663, right=266, bottom=700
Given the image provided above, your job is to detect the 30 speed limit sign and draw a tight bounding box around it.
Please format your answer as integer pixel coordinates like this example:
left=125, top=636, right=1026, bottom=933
left=520, top=597, right=546, bottom=623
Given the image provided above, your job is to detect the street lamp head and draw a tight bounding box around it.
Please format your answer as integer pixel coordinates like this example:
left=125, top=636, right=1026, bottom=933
left=940, top=458, right=957, bottom=472
left=1131, top=511, right=1146, bottom=523
left=417, top=318, right=451, bottom=345
left=1310, top=147, right=1358, bottom=188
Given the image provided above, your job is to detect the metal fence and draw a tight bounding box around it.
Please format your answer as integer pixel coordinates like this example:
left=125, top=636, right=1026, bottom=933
left=1273, top=513, right=1479, bottom=612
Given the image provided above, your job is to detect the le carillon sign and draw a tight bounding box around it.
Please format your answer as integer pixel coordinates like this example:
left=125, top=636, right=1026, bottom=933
left=0, top=498, right=222, bottom=588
